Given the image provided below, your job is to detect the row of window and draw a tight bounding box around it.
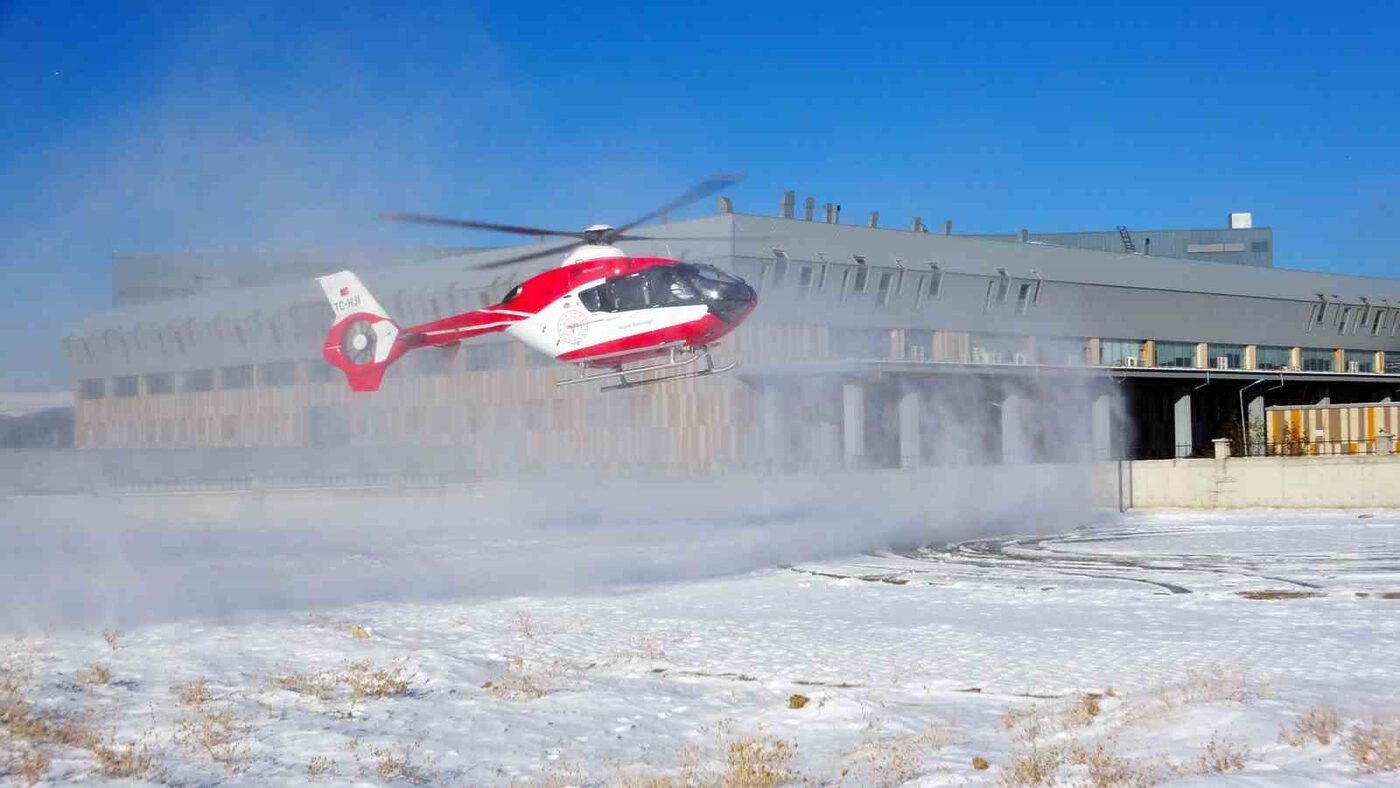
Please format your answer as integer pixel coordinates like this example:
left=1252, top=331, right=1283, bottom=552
left=1099, top=340, right=1381, bottom=373
left=1306, top=296, right=1400, bottom=338
left=753, top=250, right=1044, bottom=315
left=76, top=343, right=524, bottom=400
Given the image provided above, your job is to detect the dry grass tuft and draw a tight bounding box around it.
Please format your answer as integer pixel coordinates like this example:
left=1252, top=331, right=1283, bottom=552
left=1066, top=739, right=1161, bottom=788
left=1346, top=718, right=1400, bottom=773
left=349, top=625, right=371, bottom=640
left=101, top=629, right=119, bottom=651
left=177, top=677, right=212, bottom=707
left=840, top=721, right=950, bottom=787
left=1280, top=705, right=1343, bottom=747
left=348, top=739, right=437, bottom=784
left=723, top=733, right=795, bottom=788
left=90, top=737, right=158, bottom=780
left=1062, top=694, right=1103, bottom=728
left=1001, top=741, right=1064, bottom=787
left=77, top=663, right=112, bottom=686
left=278, top=659, right=412, bottom=714
left=788, top=693, right=809, bottom=710
left=173, top=677, right=247, bottom=774
left=1381, top=592, right=1400, bottom=600
left=1237, top=590, right=1326, bottom=600
left=1173, top=732, right=1249, bottom=775
left=481, top=657, right=568, bottom=701
left=306, top=754, right=337, bottom=780
left=972, top=755, right=990, bottom=770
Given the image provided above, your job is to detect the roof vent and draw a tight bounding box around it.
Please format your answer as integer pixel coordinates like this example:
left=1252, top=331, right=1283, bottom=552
left=781, top=190, right=795, bottom=219
left=868, top=211, right=879, bottom=228
left=717, top=196, right=733, bottom=214
left=803, top=196, right=815, bottom=221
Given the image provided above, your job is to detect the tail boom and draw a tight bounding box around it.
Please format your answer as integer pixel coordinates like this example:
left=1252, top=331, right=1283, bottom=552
left=316, top=270, right=529, bottom=393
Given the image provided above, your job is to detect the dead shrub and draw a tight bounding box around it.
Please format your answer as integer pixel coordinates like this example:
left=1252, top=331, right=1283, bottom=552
left=1066, top=739, right=1161, bottom=788
left=1061, top=694, right=1103, bottom=728
left=1173, top=732, right=1248, bottom=775
left=788, top=694, right=809, bottom=710
left=1001, top=741, right=1064, bottom=787
left=90, top=737, right=157, bottom=780
left=278, top=659, right=412, bottom=715
left=723, top=733, right=795, bottom=788
left=482, top=657, right=568, bottom=701
left=176, top=677, right=212, bottom=707
left=840, top=721, right=950, bottom=786
left=78, top=663, right=112, bottom=687
left=348, top=740, right=436, bottom=784
left=306, top=754, right=337, bottom=779
left=174, top=703, right=246, bottom=774
left=1280, top=705, right=1343, bottom=747
left=1346, top=718, right=1400, bottom=773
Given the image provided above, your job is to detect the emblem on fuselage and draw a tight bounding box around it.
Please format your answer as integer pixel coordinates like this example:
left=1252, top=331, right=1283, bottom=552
left=557, top=309, right=589, bottom=345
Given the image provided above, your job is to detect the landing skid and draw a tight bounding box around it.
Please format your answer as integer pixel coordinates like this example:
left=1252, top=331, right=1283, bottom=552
left=557, top=345, right=737, bottom=391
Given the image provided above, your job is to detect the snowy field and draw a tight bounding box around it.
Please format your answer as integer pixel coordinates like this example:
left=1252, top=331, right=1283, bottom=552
left=1, top=487, right=1398, bottom=785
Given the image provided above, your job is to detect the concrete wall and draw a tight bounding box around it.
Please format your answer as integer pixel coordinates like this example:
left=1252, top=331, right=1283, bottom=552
left=1125, top=454, right=1400, bottom=508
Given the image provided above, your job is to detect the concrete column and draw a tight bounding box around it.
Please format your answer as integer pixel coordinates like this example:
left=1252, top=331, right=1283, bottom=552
left=762, top=383, right=785, bottom=471
left=842, top=381, right=865, bottom=467
left=1001, top=392, right=1030, bottom=464
left=1247, top=394, right=1265, bottom=456
left=1173, top=388, right=1193, bottom=458
left=1091, top=393, right=1113, bottom=460
left=898, top=386, right=921, bottom=468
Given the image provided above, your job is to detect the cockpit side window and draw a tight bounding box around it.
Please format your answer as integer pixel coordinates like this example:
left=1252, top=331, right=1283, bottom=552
left=578, top=284, right=605, bottom=312
left=610, top=273, right=650, bottom=311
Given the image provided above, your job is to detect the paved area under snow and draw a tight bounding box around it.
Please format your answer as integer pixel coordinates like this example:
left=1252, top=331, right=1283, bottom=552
left=1, top=500, right=1397, bottom=785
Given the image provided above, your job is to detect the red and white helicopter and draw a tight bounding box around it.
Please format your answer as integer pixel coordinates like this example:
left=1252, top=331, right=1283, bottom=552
left=317, top=175, right=757, bottom=392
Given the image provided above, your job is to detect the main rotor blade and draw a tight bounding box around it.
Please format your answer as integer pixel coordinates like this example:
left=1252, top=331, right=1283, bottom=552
left=382, top=212, right=584, bottom=239
left=609, top=173, right=743, bottom=238
left=469, top=240, right=580, bottom=271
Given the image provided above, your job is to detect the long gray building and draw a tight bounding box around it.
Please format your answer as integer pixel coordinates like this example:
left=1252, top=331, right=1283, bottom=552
left=64, top=193, right=1400, bottom=482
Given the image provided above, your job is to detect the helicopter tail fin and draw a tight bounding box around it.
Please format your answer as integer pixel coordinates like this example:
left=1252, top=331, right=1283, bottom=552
left=317, top=271, right=407, bottom=392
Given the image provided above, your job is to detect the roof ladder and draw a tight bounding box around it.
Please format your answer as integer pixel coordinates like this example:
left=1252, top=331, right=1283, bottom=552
left=1117, top=225, right=1136, bottom=253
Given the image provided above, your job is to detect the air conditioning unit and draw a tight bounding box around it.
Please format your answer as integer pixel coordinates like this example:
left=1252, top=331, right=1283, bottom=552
left=1348, top=361, right=1361, bottom=373
left=1124, top=356, right=1139, bottom=367
left=1012, top=353, right=1029, bottom=365
left=1215, top=356, right=1230, bottom=370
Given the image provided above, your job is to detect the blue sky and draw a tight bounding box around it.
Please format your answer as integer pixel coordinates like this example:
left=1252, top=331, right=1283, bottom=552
left=1, top=0, right=1397, bottom=386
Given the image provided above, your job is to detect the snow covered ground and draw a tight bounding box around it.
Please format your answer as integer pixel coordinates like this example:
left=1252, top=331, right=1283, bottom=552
left=2, top=492, right=1398, bottom=785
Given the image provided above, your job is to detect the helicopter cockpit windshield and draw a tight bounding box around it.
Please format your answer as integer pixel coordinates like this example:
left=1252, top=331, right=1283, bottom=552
left=578, top=264, right=754, bottom=322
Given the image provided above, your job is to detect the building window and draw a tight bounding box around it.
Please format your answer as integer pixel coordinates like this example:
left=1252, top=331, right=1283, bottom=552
left=927, top=263, right=943, bottom=299
left=1251, top=241, right=1270, bottom=253
left=1209, top=343, right=1244, bottom=369
left=1100, top=339, right=1142, bottom=366
left=875, top=272, right=896, bottom=306
left=112, top=376, right=138, bottom=397
left=1015, top=281, right=1034, bottom=314
left=222, top=365, right=254, bottom=390
left=1344, top=350, right=1374, bottom=373
left=770, top=249, right=790, bottom=288
left=183, top=369, right=215, bottom=392
left=795, top=265, right=815, bottom=299
left=1372, top=308, right=1389, bottom=336
left=1255, top=345, right=1291, bottom=370
left=78, top=379, right=106, bottom=400
left=144, top=373, right=174, bottom=395
left=1300, top=347, right=1333, bottom=372
left=260, top=361, right=299, bottom=386
left=851, top=266, right=869, bottom=294
left=1337, top=306, right=1354, bottom=334
left=832, top=327, right=890, bottom=359
left=995, top=269, right=1011, bottom=302
left=1156, top=341, right=1196, bottom=368
left=983, top=280, right=997, bottom=312
left=852, top=254, right=867, bottom=267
